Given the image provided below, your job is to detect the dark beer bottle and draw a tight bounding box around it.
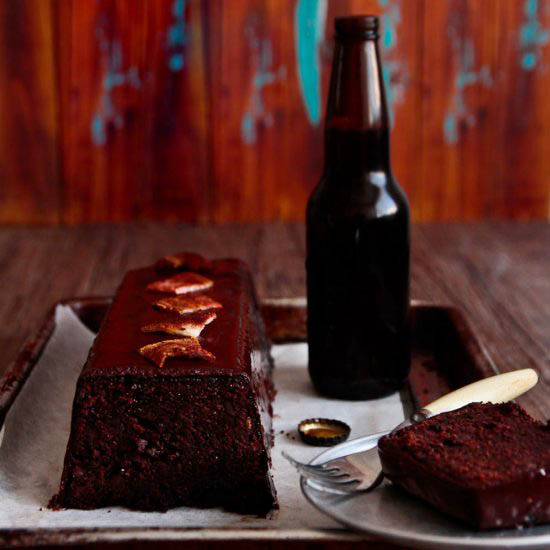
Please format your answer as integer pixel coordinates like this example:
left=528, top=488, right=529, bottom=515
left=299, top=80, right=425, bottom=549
left=306, top=16, right=410, bottom=400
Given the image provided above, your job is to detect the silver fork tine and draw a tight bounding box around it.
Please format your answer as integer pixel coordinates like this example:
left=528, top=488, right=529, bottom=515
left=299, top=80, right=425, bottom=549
left=297, top=466, right=347, bottom=479
left=292, top=463, right=345, bottom=478
left=281, top=451, right=334, bottom=474
left=282, top=451, right=368, bottom=495
left=282, top=451, right=356, bottom=483
left=307, top=473, right=357, bottom=485
left=293, top=468, right=353, bottom=485
left=305, top=477, right=360, bottom=494
left=308, top=470, right=384, bottom=494
left=281, top=451, right=339, bottom=473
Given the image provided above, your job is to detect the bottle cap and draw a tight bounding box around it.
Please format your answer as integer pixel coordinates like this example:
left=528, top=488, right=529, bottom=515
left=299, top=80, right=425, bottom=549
left=298, top=418, right=351, bottom=446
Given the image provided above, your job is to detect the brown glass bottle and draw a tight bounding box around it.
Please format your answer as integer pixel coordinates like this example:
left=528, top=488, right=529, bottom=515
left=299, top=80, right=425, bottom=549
left=306, top=16, right=410, bottom=400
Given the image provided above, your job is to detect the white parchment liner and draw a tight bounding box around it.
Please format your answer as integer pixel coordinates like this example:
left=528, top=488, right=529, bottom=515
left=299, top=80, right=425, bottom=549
left=0, top=305, right=406, bottom=531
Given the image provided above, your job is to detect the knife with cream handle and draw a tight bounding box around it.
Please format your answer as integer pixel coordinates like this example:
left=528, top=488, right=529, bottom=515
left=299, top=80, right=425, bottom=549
left=420, top=368, right=538, bottom=416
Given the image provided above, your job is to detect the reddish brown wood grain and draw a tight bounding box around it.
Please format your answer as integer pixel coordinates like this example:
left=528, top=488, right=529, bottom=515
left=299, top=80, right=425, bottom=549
left=419, top=0, right=502, bottom=220
left=58, top=0, right=147, bottom=222
left=206, top=0, right=304, bottom=222
left=0, top=0, right=549, bottom=224
left=207, top=0, right=268, bottom=222
left=58, top=0, right=209, bottom=223
left=0, top=0, right=59, bottom=223
left=140, top=0, right=210, bottom=222
left=493, top=0, right=550, bottom=219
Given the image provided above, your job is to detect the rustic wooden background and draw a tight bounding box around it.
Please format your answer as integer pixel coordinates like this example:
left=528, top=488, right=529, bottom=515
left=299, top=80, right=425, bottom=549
left=0, top=0, right=549, bottom=224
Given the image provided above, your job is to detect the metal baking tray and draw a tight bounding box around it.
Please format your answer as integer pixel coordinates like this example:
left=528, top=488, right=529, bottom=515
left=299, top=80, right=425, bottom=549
left=0, top=297, right=496, bottom=547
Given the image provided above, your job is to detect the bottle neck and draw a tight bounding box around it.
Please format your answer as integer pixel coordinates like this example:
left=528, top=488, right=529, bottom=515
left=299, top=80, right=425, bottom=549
left=324, top=37, right=391, bottom=174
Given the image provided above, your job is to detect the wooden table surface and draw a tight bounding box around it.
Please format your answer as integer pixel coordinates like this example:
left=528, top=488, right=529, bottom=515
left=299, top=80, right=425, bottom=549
left=0, top=221, right=549, bottom=549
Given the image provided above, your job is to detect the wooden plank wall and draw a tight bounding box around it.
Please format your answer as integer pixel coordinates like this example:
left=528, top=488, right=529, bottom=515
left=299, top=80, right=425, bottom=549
left=0, top=0, right=549, bottom=224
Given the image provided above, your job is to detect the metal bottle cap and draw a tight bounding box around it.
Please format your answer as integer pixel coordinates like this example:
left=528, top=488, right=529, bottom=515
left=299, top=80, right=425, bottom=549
left=298, top=418, right=351, bottom=446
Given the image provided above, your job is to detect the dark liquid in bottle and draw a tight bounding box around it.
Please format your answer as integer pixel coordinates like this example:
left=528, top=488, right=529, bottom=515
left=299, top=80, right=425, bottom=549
left=306, top=128, right=410, bottom=399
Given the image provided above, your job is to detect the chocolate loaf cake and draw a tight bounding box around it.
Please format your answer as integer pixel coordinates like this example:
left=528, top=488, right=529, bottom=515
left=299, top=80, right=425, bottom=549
left=51, top=253, right=277, bottom=514
left=378, top=402, right=550, bottom=529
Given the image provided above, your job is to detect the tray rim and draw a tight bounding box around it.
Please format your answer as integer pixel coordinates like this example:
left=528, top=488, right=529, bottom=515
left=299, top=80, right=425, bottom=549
left=0, top=296, right=497, bottom=547
left=0, top=526, right=365, bottom=547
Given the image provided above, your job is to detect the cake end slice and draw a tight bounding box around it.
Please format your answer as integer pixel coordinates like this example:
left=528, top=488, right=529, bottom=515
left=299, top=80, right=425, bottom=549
left=378, top=402, right=550, bottom=529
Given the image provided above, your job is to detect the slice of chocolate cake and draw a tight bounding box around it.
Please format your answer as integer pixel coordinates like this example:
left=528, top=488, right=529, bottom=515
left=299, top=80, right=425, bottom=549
left=51, top=254, right=277, bottom=514
left=378, top=402, right=550, bottom=529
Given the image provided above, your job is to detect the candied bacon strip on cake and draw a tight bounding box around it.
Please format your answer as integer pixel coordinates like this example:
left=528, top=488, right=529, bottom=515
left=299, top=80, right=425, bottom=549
left=139, top=338, right=215, bottom=367
left=141, top=312, right=217, bottom=338
left=154, top=294, right=222, bottom=315
left=147, top=272, right=214, bottom=295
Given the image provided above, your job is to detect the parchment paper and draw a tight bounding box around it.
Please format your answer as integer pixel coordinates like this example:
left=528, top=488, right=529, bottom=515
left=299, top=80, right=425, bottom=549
left=0, top=305, right=407, bottom=531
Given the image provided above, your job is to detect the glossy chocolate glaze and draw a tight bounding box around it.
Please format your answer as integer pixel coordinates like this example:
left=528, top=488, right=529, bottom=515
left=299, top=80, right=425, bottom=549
left=84, top=259, right=254, bottom=378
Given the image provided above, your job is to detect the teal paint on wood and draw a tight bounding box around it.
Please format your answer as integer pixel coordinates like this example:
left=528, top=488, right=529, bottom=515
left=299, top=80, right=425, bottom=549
left=380, top=0, right=399, bottom=50
left=241, top=25, right=286, bottom=145
left=443, top=25, right=492, bottom=145
left=167, top=0, right=188, bottom=72
left=378, top=0, right=405, bottom=128
left=294, top=0, right=327, bottom=126
left=90, top=26, right=142, bottom=146
left=519, top=0, right=549, bottom=71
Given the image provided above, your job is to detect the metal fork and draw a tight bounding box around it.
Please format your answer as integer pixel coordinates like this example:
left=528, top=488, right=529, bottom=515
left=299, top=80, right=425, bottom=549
left=282, top=451, right=383, bottom=494
left=283, top=368, right=538, bottom=495
left=282, top=418, right=420, bottom=495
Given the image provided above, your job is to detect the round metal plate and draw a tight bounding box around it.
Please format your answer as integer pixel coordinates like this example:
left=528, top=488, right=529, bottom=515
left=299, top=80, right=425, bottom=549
left=301, top=440, right=550, bottom=549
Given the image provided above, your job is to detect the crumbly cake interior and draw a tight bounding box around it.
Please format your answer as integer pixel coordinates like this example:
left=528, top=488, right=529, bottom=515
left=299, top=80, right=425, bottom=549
left=379, top=402, right=550, bottom=529
left=382, top=402, right=550, bottom=489
left=60, top=374, right=273, bottom=512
